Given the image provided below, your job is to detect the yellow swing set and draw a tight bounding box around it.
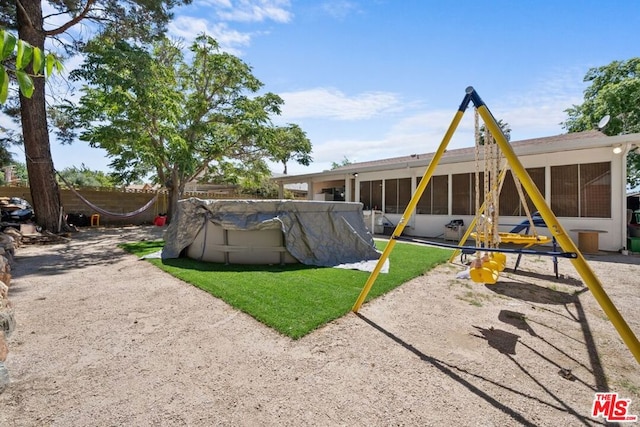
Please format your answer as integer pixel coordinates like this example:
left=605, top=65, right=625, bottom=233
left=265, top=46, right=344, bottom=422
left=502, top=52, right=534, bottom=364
left=351, top=87, right=640, bottom=364
left=468, top=107, right=506, bottom=284
left=466, top=108, right=551, bottom=284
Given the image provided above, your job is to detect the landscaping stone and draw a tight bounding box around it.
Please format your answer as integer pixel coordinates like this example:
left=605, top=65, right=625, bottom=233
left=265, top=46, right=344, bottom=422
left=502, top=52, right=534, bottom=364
left=0, top=308, right=15, bottom=338
left=0, top=331, right=7, bottom=361
left=0, top=361, right=8, bottom=393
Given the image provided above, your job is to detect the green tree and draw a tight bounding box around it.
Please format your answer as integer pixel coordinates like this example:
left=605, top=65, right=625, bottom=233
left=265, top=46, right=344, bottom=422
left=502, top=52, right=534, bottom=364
left=57, top=165, right=115, bottom=188
left=269, top=124, right=312, bottom=174
left=0, top=0, right=190, bottom=232
left=562, top=58, right=640, bottom=187
left=331, top=156, right=352, bottom=170
left=69, top=35, right=306, bottom=219
left=0, top=123, right=13, bottom=166
left=479, top=119, right=511, bottom=145
left=10, top=161, right=28, bottom=184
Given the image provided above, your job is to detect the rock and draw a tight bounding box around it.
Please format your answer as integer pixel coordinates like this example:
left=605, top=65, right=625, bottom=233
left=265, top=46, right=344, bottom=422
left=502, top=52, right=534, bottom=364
left=0, top=307, right=15, bottom=338
left=0, top=331, right=7, bottom=362
left=0, top=258, right=10, bottom=287
left=0, top=233, right=15, bottom=251
left=0, top=361, right=8, bottom=393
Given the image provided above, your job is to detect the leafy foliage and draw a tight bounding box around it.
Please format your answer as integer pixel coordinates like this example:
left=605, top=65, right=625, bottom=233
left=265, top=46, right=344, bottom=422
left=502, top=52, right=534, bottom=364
left=269, top=124, right=312, bottom=174
left=331, top=156, right=353, bottom=170
left=479, top=119, right=511, bottom=144
left=57, top=165, right=115, bottom=188
left=1, top=0, right=191, bottom=232
left=563, top=58, right=640, bottom=187
left=65, top=34, right=311, bottom=216
left=0, top=29, right=62, bottom=103
left=0, top=162, right=27, bottom=185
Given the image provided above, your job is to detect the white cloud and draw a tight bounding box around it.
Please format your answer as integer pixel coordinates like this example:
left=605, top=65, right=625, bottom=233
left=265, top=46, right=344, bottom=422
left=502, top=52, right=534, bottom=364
left=320, top=1, right=361, bottom=20
left=307, top=120, right=472, bottom=166
left=287, top=69, right=590, bottom=174
left=168, top=18, right=252, bottom=54
left=167, top=1, right=295, bottom=53
left=213, top=0, right=293, bottom=23
left=492, top=69, right=587, bottom=139
left=198, top=0, right=233, bottom=7
left=279, top=87, right=407, bottom=120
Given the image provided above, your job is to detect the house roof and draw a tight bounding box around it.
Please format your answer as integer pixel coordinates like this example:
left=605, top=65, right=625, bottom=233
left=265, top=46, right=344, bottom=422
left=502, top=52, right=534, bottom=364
left=274, top=130, right=640, bottom=183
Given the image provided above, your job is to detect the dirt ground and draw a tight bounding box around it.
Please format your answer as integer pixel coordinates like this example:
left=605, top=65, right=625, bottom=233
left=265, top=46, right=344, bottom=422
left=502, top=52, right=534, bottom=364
left=1, top=225, right=639, bottom=426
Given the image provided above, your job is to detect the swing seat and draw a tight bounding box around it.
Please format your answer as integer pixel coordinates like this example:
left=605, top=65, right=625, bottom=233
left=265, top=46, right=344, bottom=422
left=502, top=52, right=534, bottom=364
left=470, top=266, right=499, bottom=284
left=471, top=232, right=551, bottom=247
left=498, top=232, right=552, bottom=246
left=492, top=252, right=507, bottom=272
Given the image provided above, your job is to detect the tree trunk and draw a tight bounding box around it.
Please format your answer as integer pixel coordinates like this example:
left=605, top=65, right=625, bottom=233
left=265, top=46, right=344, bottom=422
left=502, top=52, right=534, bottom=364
left=17, top=0, right=66, bottom=232
left=166, top=169, right=181, bottom=223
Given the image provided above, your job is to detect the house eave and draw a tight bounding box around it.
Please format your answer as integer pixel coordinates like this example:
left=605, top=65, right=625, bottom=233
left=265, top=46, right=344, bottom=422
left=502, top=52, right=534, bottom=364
left=273, top=132, right=640, bottom=184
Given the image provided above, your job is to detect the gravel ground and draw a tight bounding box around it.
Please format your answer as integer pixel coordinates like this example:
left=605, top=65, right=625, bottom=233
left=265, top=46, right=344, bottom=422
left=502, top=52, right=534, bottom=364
left=1, top=225, right=639, bottom=426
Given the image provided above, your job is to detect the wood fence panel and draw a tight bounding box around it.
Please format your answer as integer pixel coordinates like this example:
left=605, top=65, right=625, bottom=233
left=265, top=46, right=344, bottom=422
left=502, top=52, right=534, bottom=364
left=0, top=186, right=265, bottom=226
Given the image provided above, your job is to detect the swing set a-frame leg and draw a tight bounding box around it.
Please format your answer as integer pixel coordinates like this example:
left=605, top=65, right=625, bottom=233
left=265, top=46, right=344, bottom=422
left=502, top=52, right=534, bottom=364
left=353, top=86, right=640, bottom=365
left=351, top=92, right=473, bottom=313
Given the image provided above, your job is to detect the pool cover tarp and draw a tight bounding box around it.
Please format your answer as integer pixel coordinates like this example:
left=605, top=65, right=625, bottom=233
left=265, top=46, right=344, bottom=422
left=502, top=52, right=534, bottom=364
left=161, top=198, right=380, bottom=267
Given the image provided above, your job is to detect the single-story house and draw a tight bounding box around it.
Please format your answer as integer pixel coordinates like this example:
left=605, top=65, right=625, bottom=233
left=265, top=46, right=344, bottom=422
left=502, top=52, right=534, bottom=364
left=273, top=130, right=640, bottom=252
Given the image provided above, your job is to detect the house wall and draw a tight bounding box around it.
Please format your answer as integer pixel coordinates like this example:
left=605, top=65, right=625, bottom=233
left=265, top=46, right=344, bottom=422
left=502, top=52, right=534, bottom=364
left=310, top=179, right=347, bottom=201
left=352, top=146, right=626, bottom=252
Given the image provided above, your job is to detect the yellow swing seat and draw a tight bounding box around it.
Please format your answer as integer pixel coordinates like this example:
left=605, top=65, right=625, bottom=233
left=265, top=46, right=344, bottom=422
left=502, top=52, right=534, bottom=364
left=492, top=252, right=507, bottom=272
left=469, top=252, right=504, bottom=284
left=470, top=265, right=499, bottom=284
left=471, top=232, right=551, bottom=247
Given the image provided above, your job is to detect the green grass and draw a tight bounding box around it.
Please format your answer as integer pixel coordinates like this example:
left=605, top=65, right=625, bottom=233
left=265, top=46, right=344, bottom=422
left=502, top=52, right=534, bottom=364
left=121, top=240, right=452, bottom=339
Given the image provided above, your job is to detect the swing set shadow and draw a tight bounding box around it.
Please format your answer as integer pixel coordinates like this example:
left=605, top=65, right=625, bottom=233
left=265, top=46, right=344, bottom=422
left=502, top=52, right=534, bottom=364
left=355, top=311, right=606, bottom=426
left=352, top=86, right=640, bottom=365
left=354, top=276, right=610, bottom=424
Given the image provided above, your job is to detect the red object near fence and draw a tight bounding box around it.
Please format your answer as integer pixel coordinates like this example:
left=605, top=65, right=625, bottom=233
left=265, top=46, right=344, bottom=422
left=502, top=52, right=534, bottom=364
left=154, top=215, right=167, bottom=226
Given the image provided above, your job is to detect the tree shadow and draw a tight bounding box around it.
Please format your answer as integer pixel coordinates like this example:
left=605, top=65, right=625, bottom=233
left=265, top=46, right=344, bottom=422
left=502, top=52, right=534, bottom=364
left=12, top=226, right=164, bottom=278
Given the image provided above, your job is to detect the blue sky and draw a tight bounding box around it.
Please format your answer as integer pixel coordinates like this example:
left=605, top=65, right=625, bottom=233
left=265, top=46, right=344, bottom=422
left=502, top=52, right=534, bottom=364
left=39, top=0, right=640, bottom=176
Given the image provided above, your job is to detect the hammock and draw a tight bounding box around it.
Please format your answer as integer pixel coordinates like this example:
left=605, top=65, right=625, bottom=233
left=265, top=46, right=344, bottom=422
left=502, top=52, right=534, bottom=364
left=58, top=173, right=159, bottom=218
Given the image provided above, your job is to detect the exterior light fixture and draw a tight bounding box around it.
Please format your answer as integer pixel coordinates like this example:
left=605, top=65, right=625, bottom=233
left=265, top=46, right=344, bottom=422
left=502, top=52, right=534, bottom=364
left=612, top=144, right=623, bottom=154
left=352, top=172, right=358, bottom=177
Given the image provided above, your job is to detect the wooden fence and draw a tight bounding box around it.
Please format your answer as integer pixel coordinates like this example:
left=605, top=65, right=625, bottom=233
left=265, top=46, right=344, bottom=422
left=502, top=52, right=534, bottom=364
left=0, top=186, right=256, bottom=226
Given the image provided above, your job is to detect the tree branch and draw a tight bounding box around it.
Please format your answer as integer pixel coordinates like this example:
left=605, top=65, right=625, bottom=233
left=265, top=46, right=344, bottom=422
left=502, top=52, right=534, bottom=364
left=44, top=0, right=97, bottom=37
left=16, top=0, right=35, bottom=29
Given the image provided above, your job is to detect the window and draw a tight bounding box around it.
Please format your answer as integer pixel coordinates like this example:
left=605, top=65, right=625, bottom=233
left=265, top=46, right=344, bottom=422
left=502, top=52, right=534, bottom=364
left=417, top=175, right=448, bottom=214
left=499, top=168, right=545, bottom=216
left=580, top=162, right=611, bottom=218
left=384, top=178, right=411, bottom=213
left=452, top=172, right=484, bottom=215
left=359, top=180, right=382, bottom=210
left=551, top=162, right=610, bottom=218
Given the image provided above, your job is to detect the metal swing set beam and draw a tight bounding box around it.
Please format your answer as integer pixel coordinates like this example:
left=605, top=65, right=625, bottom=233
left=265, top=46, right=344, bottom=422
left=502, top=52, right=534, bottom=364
left=352, top=86, right=640, bottom=364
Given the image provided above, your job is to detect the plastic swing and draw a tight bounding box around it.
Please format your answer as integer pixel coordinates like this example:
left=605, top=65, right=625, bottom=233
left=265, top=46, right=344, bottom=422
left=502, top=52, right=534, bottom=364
left=469, top=109, right=505, bottom=284
left=352, top=87, right=640, bottom=366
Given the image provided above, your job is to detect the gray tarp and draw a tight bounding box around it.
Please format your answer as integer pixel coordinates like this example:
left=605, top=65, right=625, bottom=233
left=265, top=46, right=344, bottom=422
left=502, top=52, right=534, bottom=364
left=161, top=198, right=381, bottom=267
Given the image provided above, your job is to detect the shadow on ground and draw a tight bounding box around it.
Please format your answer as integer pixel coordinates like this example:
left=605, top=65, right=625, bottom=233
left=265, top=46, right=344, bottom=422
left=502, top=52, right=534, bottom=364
left=12, top=226, right=165, bottom=278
